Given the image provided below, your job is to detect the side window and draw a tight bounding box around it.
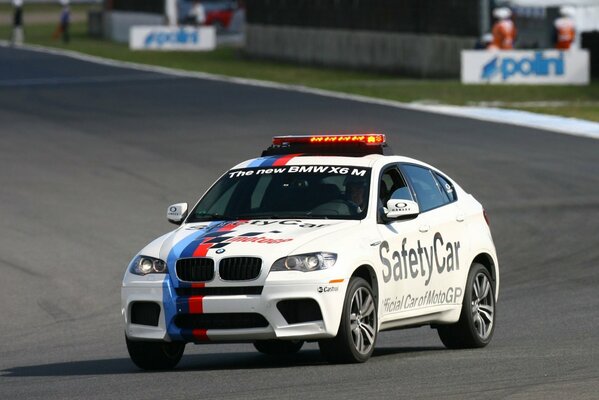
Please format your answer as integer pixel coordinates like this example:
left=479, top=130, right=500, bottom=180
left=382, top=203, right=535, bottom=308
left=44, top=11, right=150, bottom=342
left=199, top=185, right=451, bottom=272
left=379, top=166, right=413, bottom=206
left=434, top=173, right=457, bottom=203
left=402, top=164, right=449, bottom=212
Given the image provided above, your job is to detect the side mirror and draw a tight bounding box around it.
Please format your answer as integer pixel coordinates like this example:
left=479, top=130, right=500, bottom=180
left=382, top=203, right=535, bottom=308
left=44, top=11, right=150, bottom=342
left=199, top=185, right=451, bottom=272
left=385, top=199, right=419, bottom=220
left=167, top=203, right=188, bottom=225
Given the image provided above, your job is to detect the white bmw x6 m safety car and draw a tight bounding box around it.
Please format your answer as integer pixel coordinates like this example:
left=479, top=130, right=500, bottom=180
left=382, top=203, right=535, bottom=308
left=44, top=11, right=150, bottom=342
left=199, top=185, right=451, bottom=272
left=122, top=134, right=499, bottom=370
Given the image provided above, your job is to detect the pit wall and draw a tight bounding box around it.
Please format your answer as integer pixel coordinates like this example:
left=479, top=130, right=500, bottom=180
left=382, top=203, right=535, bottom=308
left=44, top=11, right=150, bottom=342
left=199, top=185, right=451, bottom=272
left=245, top=24, right=476, bottom=78
left=103, top=11, right=164, bottom=43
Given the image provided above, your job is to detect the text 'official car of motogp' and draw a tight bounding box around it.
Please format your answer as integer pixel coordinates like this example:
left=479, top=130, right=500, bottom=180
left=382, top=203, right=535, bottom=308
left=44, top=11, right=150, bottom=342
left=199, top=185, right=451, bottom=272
left=122, top=134, right=499, bottom=370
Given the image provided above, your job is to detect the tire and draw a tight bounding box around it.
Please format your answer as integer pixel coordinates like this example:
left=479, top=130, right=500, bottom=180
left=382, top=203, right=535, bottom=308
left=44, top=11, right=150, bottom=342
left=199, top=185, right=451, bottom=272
left=319, top=277, right=378, bottom=363
left=126, top=336, right=185, bottom=370
left=437, top=263, right=496, bottom=349
left=253, top=339, right=304, bottom=355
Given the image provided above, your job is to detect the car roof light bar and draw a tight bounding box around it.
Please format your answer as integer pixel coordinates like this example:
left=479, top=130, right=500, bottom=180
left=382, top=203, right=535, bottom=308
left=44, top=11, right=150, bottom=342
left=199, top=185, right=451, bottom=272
left=262, top=133, right=392, bottom=157
left=272, top=134, right=386, bottom=146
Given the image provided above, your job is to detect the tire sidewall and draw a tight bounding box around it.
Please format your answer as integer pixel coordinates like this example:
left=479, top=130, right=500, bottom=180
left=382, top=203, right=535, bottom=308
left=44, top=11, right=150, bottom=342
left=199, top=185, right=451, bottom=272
left=462, top=264, right=496, bottom=347
left=340, top=277, right=377, bottom=362
left=126, top=336, right=185, bottom=370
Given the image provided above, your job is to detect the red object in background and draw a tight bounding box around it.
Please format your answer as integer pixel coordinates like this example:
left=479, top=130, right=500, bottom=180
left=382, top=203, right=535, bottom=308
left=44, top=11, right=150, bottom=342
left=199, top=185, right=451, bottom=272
left=205, top=9, right=234, bottom=29
left=555, top=18, right=575, bottom=50
left=491, top=20, right=517, bottom=50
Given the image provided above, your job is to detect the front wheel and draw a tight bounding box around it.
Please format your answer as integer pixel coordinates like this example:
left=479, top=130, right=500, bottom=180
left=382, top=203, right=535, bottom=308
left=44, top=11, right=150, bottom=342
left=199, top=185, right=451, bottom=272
left=437, top=263, right=496, bottom=348
left=319, top=277, right=378, bottom=363
left=126, top=336, right=185, bottom=370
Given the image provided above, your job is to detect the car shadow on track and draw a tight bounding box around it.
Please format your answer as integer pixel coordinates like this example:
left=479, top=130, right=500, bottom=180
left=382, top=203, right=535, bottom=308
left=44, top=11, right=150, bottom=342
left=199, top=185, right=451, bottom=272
left=1, top=346, right=443, bottom=377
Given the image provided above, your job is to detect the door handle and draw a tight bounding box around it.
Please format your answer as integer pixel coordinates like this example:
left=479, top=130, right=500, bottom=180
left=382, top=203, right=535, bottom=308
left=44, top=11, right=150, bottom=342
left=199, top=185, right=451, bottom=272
left=456, top=213, right=465, bottom=222
left=419, top=225, right=430, bottom=233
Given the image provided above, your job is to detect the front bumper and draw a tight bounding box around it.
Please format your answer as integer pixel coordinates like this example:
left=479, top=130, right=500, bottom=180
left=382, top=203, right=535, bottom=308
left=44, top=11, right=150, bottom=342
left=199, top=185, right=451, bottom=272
left=122, top=273, right=347, bottom=343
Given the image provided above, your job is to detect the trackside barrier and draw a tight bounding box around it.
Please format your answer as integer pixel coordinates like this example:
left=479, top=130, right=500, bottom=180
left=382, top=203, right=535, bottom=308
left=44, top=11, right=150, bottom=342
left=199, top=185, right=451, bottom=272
left=461, top=49, right=590, bottom=85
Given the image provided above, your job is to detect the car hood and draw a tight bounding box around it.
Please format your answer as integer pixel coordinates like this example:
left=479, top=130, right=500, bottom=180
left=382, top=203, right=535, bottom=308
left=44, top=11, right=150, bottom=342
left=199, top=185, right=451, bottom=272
left=143, top=219, right=360, bottom=263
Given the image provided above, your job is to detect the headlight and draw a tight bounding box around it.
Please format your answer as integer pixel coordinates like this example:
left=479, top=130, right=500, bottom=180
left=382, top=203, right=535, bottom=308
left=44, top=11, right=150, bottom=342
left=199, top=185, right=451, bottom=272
left=271, top=252, right=337, bottom=272
left=129, top=255, right=167, bottom=276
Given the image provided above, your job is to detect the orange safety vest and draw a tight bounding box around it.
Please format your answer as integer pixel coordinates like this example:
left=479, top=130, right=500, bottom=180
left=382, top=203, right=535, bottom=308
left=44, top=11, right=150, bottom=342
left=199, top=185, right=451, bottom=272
left=554, top=17, right=575, bottom=50
left=491, top=20, right=516, bottom=50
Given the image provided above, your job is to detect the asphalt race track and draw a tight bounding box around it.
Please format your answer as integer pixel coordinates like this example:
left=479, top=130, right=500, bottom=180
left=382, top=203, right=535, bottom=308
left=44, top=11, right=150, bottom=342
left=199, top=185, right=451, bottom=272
left=1, top=46, right=598, bottom=400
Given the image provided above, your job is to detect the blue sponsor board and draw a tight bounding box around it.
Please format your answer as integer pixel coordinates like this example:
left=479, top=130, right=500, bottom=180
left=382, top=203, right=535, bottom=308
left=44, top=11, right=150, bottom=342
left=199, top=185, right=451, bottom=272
left=481, top=52, right=564, bottom=81
left=130, top=26, right=216, bottom=51
left=461, top=50, right=589, bottom=85
left=144, top=28, right=199, bottom=48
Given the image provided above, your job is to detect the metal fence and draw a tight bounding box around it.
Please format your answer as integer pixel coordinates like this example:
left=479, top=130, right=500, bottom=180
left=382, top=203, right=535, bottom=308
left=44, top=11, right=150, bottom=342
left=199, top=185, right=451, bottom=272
left=246, top=0, right=481, bottom=37
left=582, top=31, right=599, bottom=78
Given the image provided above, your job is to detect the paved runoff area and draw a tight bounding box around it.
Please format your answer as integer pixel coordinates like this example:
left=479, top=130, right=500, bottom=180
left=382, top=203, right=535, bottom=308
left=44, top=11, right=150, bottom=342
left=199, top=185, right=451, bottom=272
left=1, top=44, right=598, bottom=399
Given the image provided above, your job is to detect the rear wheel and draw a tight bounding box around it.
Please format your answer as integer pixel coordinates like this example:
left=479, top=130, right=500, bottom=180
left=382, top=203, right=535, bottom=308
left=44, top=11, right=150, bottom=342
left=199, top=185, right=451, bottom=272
left=319, top=277, right=377, bottom=363
left=126, top=336, right=185, bottom=370
left=437, top=263, right=496, bottom=348
left=253, top=340, right=303, bottom=355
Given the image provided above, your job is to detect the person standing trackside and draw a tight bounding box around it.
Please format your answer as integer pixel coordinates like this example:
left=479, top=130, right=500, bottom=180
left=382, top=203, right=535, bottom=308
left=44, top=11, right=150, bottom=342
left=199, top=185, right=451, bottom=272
left=190, top=1, right=206, bottom=26
left=491, top=7, right=516, bottom=50
left=474, top=33, right=493, bottom=50
left=11, top=0, right=24, bottom=46
left=554, top=6, right=576, bottom=50
left=60, top=0, right=70, bottom=43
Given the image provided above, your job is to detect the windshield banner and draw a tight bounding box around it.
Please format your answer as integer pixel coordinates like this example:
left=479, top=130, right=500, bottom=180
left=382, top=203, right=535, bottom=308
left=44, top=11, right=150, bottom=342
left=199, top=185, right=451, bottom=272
left=228, top=166, right=369, bottom=178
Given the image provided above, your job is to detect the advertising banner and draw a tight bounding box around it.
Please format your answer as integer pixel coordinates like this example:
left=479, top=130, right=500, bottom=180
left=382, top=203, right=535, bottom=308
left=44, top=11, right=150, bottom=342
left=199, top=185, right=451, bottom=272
left=461, top=50, right=589, bottom=85
left=130, top=26, right=216, bottom=51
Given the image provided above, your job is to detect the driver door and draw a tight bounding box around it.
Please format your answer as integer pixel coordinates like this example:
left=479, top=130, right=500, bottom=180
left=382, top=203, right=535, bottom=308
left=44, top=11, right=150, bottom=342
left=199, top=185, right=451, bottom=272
left=376, top=165, right=430, bottom=323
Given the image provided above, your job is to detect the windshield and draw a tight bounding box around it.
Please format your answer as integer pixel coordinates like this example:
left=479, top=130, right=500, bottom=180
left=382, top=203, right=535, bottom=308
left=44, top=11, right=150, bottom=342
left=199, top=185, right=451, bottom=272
left=188, top=165, right=372, bottom=222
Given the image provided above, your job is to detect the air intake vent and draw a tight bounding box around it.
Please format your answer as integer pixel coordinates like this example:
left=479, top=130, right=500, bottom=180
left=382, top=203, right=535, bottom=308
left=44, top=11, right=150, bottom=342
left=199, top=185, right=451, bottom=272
left=219, top=257, right=262, bottom=280
left=175, top=286, right=263, bottom=296
left=131, top=302, right=160, bottom=327
left=174, top=313, right=269, bottom=330
left=176, top=258, right=214, bottom=282
left=277, top=299, right=323, bottom=324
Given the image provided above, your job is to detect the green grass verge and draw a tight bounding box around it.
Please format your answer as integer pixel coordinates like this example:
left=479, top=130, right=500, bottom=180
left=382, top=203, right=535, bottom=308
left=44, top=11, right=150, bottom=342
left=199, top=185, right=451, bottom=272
left=2, top=20, right=598, bottom=122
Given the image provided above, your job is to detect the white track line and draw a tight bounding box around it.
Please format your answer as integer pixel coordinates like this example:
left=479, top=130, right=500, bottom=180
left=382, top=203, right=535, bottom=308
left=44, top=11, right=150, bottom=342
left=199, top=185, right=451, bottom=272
left=2, top=40, right=598, bottom=140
